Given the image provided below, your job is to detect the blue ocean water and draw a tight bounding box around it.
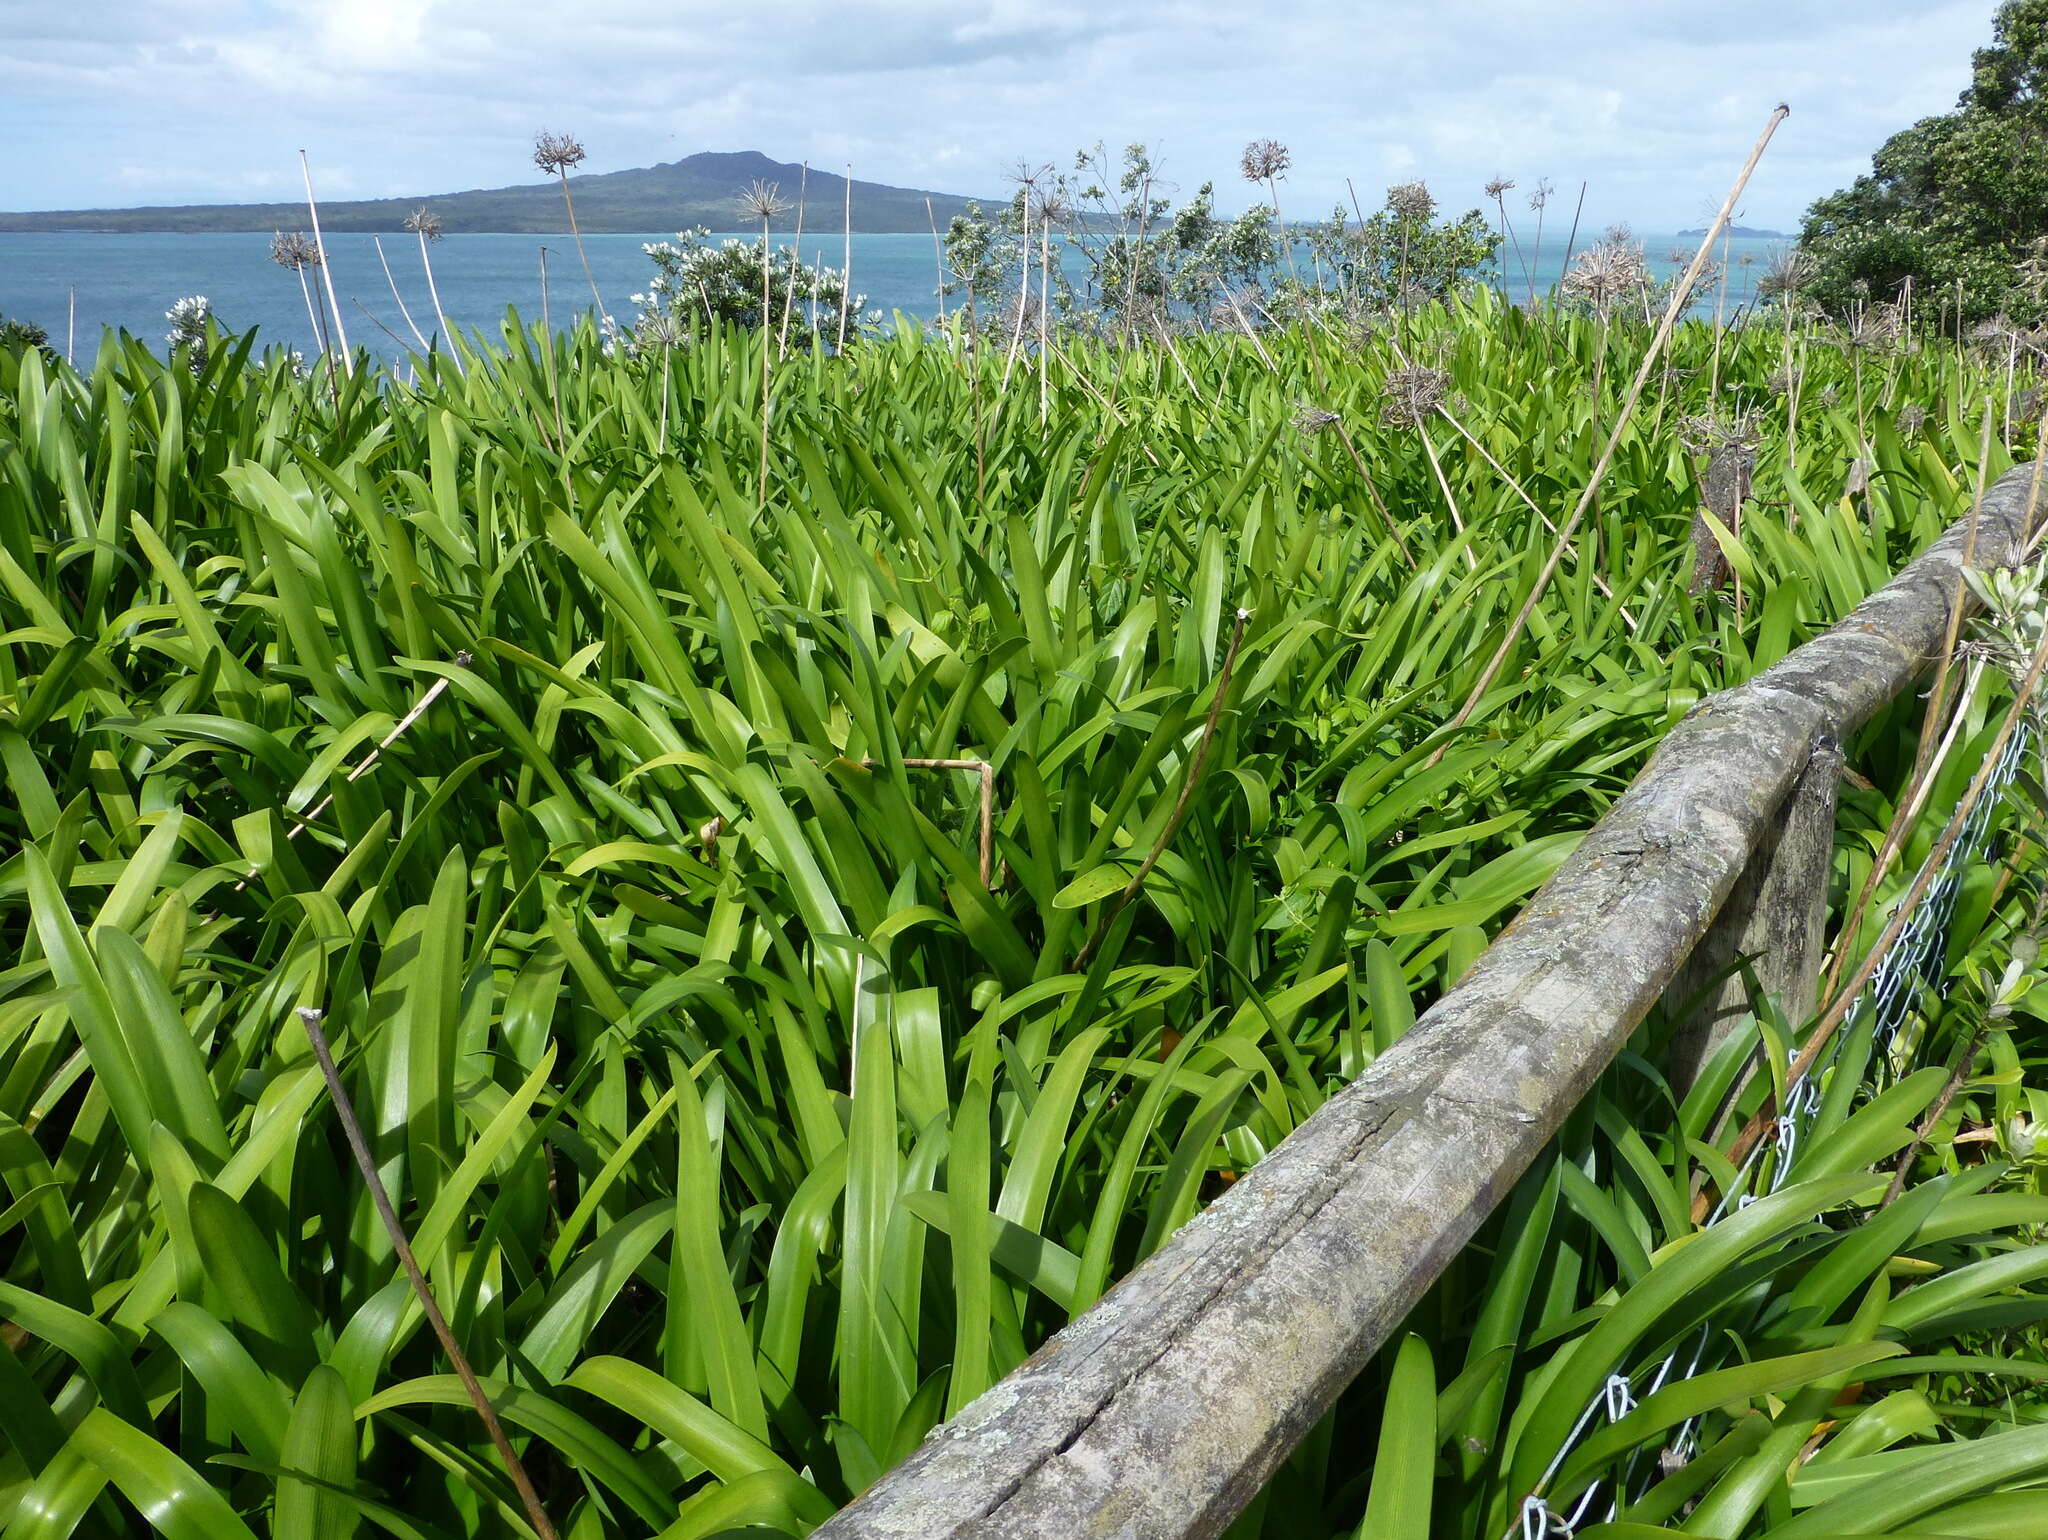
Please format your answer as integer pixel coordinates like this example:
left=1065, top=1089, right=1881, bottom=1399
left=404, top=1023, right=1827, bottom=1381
left=0, top=229, right=1788, bottom=360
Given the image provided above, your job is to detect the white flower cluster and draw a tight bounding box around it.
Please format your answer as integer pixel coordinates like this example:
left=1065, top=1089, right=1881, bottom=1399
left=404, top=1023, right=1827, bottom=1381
left=164, top=295, right=212, bottom=345
left=621, top=227, right=866, bottom=352
left=164, top=296, right=215, bottom=374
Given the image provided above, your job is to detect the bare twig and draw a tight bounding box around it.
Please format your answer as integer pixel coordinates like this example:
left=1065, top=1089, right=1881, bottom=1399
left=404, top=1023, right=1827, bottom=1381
left=1434, top=106, right=1789, bottom=758
left=234, top=655, right=469, bottom=892
left=374, top=236, right=433, bottom=355
left=296, top=1008, right=561, bottom=1540
left=299, top=151, right=352, bottom=367
left=1430, top=404, right=1637, bottom=627
left=777, top=163, right=808, bottom=354
left=1917, top=405, right=1996, bottom=769
left=839, top=165, right=853, bottom=354
left=1822, top=421, right=2048, bottom=999
left=1818, top=661, right=1985, bottom=996
left=350, top=299, right=419, bottom=358
left=1415, top=424, right=1478, bottom=569
left=861, top=757, right=997, bottom=886
left=1880, top=1013, right=1992, bottom=1208
left=1328, top=421, right=1416, bottom=567
left=1703, top=616, right=2048, bottom=1219
left=409, top=210, right=463, bottom=377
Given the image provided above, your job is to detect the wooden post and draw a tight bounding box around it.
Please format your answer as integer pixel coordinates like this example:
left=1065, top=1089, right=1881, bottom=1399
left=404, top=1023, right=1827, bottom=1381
left=813, top=464, right=2043, bottom=1540
left=1665, top=737, right=1841, bottom=1092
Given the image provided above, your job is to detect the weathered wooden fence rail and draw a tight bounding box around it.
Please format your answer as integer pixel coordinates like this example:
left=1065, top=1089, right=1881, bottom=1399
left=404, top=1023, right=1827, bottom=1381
left=817, top=463, right=2045, bottom=1540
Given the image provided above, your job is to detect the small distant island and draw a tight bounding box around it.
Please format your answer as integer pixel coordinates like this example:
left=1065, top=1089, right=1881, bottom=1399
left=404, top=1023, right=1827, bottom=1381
left=0, top=151, right=987, bottom=235
left=1675, top=224, right=1787, bottom=238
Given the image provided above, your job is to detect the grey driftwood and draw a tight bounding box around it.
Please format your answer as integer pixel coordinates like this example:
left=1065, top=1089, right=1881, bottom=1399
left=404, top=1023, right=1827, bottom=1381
left=816, top=463, right=2045, bottom=1540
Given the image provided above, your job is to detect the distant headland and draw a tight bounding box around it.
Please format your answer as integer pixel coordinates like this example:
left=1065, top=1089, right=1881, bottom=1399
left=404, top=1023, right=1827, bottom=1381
left=0, top=151, right=987, bottom=235
left=1675, top=225, right=1788, bottom=239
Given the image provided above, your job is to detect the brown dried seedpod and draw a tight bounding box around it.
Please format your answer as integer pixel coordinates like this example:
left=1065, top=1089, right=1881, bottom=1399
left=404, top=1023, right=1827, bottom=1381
left=269, top=231, right=321, bottom=270
left=533, top=130, right=586, bottom=178
left=1240, top=139, right=1289, bottom=184
left=1379, top=365, right=1448, bottom=430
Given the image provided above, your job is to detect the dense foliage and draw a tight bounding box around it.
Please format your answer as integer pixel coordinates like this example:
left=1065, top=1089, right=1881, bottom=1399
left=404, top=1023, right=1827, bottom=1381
left=0, top=315, right=52, bottom=363
left=1798, top=0, right=2048, bottom=325
left=0, top=290, right=2044, bottom=1539
left=627, top=231, right=866, bottom=346
left=940, top=146, right=1501, bottom=334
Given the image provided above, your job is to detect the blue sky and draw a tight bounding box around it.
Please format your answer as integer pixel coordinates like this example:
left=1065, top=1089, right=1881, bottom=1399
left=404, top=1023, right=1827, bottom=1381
left=0, top=0, right=2007, bottom=229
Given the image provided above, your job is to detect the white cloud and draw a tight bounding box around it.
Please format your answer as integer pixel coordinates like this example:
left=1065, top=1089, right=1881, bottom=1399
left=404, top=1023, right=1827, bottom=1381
left=0, top=0, right=2010, bottom=228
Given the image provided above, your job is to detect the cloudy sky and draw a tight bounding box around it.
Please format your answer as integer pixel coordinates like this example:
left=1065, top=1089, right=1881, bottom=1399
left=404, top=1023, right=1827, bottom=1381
left=1, top=0, right=2005, bottom=230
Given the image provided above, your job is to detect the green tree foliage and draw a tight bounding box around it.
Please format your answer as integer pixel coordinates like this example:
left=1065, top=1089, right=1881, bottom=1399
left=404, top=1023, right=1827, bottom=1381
left=1299, top=181, right=1500, bottom=315
left=1799, top=0, right=2048, bottom=323
left=0, top=313, right=52, bottom=362
left=940, top=143, right=1499, bottom=336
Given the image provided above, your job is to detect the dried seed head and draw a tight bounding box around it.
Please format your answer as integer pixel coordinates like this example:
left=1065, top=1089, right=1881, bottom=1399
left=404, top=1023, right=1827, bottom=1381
left=269, top=230, right=321, bottom=270
left=1386, top=181, right=1435, bottom=221
left=1380, top=366, right=1448, bottom=430
left=1030, top=185, right=1068, bottom=225
left=1527, top=178, right=1553, bottom=213
left=1675, top=410, right=1761, bottom=457
left=739, top=179, right=790, bottom=224
left=1292, top=404, right=1340, bottom=435
left=1848, top=302, right=1904, bottom=351
left=1756, top=247, right=1809, bottom=304
left=1241, top=138, right=1290, bottom=184
left=534, top=130, right=587, bottom=178
left=404, top=206, right=444, bottom=241
left=1483, top=176, right=1515, bottom=200
left=1897, top=403, right=1928, bottom=437
left=1560, top=226, right=1652, bottom=316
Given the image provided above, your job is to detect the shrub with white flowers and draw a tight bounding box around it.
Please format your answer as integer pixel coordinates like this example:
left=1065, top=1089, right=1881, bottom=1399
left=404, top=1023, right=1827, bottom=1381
left=628, top=229, right=872, bottom=350
left=165, top=296, right=216, bottom=375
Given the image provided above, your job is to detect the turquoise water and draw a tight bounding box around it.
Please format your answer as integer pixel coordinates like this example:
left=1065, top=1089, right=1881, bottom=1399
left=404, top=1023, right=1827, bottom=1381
left=0, top=229, right=1788, bottom=358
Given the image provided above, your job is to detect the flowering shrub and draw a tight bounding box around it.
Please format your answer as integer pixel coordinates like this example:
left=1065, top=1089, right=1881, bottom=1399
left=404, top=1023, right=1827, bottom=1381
left=994, top=143, right=1499, bottom=334
left=628, top=228, right=871, bottom=348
